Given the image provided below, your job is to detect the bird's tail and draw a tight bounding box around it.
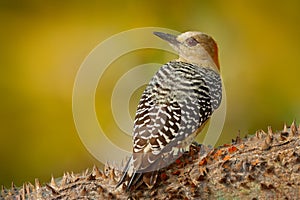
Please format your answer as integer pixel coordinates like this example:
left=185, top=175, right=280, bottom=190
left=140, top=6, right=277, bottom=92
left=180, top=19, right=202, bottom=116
left=116, top=155, right=158, bottom=191
left=115, top=155, right=143, bottom=191
left=115, top=155, right=132, bottom=189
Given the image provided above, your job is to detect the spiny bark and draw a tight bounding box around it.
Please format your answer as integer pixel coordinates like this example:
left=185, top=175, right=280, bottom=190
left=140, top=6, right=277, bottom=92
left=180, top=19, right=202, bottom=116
left=2, top=122, right=300, bottom=199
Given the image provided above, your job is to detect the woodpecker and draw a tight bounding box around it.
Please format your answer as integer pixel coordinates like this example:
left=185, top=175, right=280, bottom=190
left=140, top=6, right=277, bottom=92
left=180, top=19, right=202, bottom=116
left=116, top=31, right=222, bottom=191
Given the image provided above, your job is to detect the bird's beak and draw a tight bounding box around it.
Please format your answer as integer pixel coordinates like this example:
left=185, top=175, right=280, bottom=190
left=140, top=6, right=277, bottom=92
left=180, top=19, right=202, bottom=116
left=153, top=32, right=180, bottom=46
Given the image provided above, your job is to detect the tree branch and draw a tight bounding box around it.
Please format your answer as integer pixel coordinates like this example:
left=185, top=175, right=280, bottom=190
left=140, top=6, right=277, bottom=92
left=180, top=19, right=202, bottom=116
left=2, top=122, right=300, bottom=199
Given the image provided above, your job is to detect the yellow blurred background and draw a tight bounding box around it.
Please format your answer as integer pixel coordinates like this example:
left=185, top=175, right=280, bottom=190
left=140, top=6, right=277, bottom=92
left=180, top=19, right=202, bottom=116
left=1, top=1, right=300, bottom=187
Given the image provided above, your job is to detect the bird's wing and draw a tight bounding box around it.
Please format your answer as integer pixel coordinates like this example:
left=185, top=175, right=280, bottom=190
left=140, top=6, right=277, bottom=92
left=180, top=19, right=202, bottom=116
left=132, top=62, right=213, bottom=173
left=132, top=92, right=182, bottom=172
left=117, top=62, right=221, bottom=190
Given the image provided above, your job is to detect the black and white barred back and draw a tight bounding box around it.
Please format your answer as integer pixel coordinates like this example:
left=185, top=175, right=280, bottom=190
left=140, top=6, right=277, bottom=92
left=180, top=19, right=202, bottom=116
left=116, top=61, right=222, bottom=188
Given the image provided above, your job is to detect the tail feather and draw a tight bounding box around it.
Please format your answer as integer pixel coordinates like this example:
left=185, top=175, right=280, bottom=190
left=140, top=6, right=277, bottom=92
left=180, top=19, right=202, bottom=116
left=126, top=171, right=143, bottom=191
left=116, top=155, right=158, bottom=191
left=115, top=155, right=143, bottom=191
left=116, top=156, right=143, bottom=191
left=115, top=155, right=132, bottom=189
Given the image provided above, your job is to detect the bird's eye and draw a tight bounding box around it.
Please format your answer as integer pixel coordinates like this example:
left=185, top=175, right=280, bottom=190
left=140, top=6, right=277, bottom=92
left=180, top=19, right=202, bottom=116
left=185, top=37, right=199, bottom=47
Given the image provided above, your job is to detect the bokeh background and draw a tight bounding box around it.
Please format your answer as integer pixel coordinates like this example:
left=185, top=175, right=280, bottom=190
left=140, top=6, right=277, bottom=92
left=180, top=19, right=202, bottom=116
left=1, top=0, right=300, bottom=187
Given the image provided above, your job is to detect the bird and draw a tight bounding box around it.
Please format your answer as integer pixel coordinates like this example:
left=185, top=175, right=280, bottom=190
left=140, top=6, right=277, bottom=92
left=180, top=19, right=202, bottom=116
left=116, top=31, right=222, bottom=191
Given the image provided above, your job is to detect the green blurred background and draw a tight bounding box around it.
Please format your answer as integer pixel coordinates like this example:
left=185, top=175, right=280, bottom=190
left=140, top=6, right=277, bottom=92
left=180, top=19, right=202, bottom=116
left=1, top=0, right=300, bottom=187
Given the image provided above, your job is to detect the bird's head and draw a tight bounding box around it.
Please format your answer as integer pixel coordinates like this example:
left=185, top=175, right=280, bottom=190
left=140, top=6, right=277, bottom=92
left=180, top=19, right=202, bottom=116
left=153, top=31, right=220, bottom=71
